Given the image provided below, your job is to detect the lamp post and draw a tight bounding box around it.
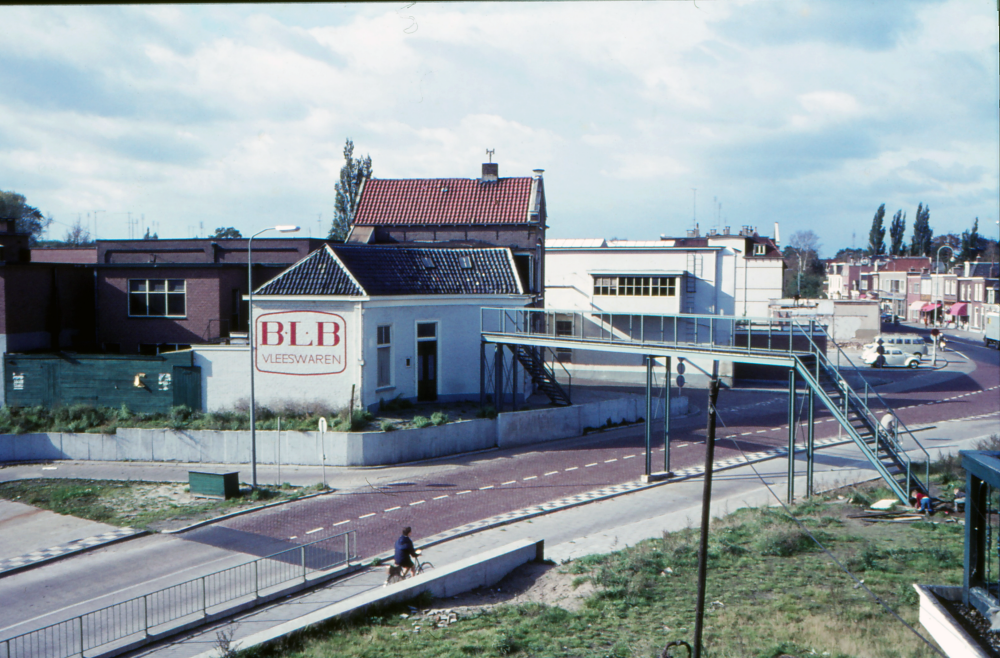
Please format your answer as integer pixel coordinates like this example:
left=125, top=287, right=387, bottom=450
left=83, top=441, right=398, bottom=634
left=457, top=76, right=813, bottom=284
left=248, top=225, right=300, bottom=489
left=935, top=245, right=954, bottom=328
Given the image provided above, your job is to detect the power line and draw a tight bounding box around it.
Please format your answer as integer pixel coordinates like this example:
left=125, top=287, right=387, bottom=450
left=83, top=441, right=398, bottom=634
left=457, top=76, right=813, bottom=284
left=710, top=408, right=946, bottom=657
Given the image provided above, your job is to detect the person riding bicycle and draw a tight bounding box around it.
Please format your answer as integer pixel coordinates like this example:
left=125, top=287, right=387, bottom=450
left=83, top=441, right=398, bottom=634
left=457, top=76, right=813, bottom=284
left=392, top=526, right=420, bottom=580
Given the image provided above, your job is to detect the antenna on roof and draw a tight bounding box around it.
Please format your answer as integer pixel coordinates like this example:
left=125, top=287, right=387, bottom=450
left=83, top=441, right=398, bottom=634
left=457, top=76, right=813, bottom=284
left=486, top=149, right=495, bottom=163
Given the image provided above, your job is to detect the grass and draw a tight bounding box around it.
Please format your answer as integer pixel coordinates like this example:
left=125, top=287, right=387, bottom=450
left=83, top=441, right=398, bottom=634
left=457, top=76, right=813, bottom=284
left=243, top=480, right=964, bottom=658
left=0, top=479, right=321, bottom=530
left=0, top=399, right=478, bottom=434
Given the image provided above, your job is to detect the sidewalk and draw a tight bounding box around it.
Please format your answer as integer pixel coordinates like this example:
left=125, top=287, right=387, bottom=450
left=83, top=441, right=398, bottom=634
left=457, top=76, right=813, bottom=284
left=121, top=415, right=999, bottom=658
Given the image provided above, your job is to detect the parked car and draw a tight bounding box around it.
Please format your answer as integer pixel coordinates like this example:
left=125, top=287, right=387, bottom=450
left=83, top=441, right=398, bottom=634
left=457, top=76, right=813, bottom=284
left=862, top=333, right=930, bottom=357
left=861, top=347, right=921, bottom=368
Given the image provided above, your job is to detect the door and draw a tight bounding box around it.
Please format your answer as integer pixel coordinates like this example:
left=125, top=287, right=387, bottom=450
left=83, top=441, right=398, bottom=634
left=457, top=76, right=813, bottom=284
left=172, top=366, right=203, bottom=410
left=417, top=323, right=437, bottom=402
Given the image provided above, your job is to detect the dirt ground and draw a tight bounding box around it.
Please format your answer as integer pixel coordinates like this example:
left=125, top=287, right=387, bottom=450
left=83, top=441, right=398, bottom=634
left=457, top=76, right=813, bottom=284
left=426, top=561, right=597, bottom=616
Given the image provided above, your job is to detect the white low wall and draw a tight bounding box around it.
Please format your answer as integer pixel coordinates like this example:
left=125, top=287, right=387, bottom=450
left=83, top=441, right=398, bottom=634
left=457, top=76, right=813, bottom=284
left=0, top=395, right=689, bottom=467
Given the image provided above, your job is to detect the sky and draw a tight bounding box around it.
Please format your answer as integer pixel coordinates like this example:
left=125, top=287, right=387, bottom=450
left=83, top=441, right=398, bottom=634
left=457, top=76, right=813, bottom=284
left=0, top=1, right=997, bottom=256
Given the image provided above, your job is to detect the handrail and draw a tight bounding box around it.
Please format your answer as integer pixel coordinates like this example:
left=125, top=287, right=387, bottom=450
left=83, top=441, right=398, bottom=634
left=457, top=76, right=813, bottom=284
left=2, top=530, right=357, bottom=658
left=786, top=318, right=930, bottom=492
left=545, top=346, right=572, bottom=403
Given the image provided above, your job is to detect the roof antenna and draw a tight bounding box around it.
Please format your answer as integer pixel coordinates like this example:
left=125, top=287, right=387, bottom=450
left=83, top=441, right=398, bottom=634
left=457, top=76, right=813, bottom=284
left=486, top=149, right=495, bottom=163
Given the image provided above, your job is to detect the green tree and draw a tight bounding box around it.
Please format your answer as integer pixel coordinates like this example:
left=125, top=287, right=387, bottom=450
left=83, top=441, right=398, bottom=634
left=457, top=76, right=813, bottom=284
left=783, top=230, right=825, bottom=298
left=210, top=227, right=243, bottom=239
left=832, top=247, right=865, bottom=262
left=867, top=204, right=886, bottom=257
left=958, top=218, right=983, bottom=263
left=329, top=138, right=373, bottom=242
left=0, top=190, right=52, bottom=244
left=910, top=203, right=933, bottom=257
left=888, top=209, right=907, bottom=256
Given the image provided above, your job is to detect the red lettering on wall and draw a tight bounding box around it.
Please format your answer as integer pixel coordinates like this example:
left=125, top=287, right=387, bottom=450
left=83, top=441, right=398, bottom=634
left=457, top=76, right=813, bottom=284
left=261, top=322, right=284, bottom=346
left=289, top=322, right=313, bottom=347
left=316, top=322, right=340, bottom=347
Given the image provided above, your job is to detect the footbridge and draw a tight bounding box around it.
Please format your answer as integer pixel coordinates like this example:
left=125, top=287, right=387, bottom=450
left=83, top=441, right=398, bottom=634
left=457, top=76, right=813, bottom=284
left=479, top=307, right=930, bottom=503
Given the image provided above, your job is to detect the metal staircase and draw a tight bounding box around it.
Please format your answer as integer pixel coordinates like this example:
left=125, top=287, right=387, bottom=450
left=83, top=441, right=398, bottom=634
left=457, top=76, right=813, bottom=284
left=512, top=345, right=572, bottom=406
left=792, top=326, right=930, bottom=502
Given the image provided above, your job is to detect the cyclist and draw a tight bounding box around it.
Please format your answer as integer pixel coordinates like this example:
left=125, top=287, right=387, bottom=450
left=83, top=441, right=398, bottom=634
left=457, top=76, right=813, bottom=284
left=391, top=526, right=420, bottom=581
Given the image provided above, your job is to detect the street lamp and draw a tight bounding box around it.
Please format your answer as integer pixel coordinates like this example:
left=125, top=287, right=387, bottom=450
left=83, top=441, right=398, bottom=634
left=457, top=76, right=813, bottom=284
left=935, top=245, right=954, bottom=327
left=248, top=225, right=300, bottom=489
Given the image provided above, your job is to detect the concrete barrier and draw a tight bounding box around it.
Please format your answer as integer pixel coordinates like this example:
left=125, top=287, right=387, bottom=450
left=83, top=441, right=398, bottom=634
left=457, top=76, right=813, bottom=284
left=189, top=539, right=545, bottom=658
left=0, top=395, right=673, bottom=466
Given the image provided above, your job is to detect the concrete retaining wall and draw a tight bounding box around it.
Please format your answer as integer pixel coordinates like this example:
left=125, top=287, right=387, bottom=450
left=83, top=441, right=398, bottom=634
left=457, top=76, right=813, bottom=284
left=190, top=539, right=545, bottom=658
left=0, top=395, right=685, bottom=466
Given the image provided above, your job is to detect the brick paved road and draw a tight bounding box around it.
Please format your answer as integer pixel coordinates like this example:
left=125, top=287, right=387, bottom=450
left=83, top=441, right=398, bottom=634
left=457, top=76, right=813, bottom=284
left=181, top=337, right=999, bottom=562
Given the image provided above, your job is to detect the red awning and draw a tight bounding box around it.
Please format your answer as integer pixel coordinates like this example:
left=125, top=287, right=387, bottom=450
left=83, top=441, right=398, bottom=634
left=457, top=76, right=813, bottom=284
left=948, top=302, right=968, bottom=316
left=920, top=303, right=940, bottom=312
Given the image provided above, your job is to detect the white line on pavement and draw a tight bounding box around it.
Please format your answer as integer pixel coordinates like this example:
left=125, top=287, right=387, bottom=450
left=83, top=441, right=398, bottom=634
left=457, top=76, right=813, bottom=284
left=433, top=494, right=449, bottom=500
left=523, top=476, right=537, bottom=481
left=502, top=480, right=516, bottom=485
left=585, top=463, right=598, bottom=468
left=565, top=466, right=579, bottom=470
left=604, top=459, right=617, bottom=463
left=359, top=513, right=375, bottom=519
left=544, top=471, right=559, bottom=476
left=480, top=485, right=494, bottom=490
left=457, top=490, right=472, bottom=495
left=410, top=500, right=425, bottom=506
left=384, top=506, right=401, bottom=512
left=305, top=527, right=323, bottom=535
left=333, top=520, right=350, bottom=526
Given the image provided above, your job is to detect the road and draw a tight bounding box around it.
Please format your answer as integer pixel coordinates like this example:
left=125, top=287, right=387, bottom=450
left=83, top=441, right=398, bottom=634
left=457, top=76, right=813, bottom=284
left=0, top=327, right=997, bottom=647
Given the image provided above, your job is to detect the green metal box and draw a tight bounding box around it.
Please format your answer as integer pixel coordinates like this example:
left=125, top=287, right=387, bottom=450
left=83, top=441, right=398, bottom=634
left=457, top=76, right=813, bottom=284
left=188, top=471, right=240, bottom=499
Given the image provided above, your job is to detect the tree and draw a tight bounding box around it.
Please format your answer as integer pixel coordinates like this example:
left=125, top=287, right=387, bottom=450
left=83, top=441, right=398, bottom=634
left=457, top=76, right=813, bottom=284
left=63, top=217, right=93, bottom=245
left=329, top=138, right=373, bottom=242
left=867, top=204, right=886, bottom=257
left=888, top=209, right=907, bottom=256
left=0, top=190, right=52, bottom=245
left=958, top=218, right=983, bottom=263
left=910, top=203, right=933, bottom=257
left=210, top=227, right=243, bottom=239
left=783, top=230, right=825, bottom=297
left=832, top=247, right=865, bottom=262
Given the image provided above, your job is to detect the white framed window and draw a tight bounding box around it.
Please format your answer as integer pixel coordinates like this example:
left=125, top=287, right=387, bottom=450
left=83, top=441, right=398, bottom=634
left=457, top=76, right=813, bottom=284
left=975, top=284, right=983, bottom=301
left=129, top=279, right=186, bottom=317
left=593, top=276, right=676, bottom=297
left=753, top=244, right=766, bottom=255
left=377, top=324, right=392, bottom=388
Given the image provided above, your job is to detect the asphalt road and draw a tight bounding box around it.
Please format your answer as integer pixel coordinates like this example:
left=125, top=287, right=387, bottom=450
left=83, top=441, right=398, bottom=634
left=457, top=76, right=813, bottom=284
left=1, top=329, right=997, bottom=644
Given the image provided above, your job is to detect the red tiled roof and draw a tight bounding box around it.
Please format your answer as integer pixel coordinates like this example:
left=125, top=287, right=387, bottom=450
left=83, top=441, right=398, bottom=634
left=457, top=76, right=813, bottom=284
left=354, top=178, right=534, bottom=226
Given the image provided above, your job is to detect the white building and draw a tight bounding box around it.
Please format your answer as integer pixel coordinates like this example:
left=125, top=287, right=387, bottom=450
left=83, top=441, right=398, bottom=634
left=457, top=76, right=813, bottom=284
left=543, top=227, right=784, bottom=384
left=194, top=244, right=531, bottom=413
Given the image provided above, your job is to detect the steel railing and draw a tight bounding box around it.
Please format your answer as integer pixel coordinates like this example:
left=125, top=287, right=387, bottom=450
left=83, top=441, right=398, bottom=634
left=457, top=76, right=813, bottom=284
left=2, top=530, right=357, bottom=658
left=481, top=307, right=930, bottom=499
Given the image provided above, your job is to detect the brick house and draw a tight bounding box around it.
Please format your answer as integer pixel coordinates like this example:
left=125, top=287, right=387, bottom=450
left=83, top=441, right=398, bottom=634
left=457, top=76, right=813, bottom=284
left=94, top=238, right=326, bottom=354
left=347, top=162, right=547, bottom=306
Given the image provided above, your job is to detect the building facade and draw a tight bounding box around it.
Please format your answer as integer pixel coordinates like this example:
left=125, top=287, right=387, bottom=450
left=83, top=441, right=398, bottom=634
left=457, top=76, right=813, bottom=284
left=193, top=244, right=532, bottom=412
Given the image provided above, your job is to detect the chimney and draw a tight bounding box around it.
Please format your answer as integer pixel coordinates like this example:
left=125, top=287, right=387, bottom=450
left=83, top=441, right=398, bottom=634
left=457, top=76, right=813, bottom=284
left=533, top=168, right=544, bottom=179
left=482, top=162, right=498, bottom=182
left=773, top=222, right=780, bottom=248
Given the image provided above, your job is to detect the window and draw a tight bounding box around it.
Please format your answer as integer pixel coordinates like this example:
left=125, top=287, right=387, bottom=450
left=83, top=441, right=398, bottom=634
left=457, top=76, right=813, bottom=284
left=975, top=284, right=983, bottom=302
left=753, top=244, right=766, bottom=255
left=593, top=276, right=676, bottom=297
left=129, top=279, right=186, bottom=317
left=890, top=280, right=901, bottom=293
left=377, top=325, right=392, bottom=388
left=860, top=279, right=868, bottom=291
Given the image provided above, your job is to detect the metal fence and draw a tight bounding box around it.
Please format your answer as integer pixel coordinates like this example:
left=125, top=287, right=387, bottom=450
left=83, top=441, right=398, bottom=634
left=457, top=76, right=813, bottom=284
left=2, top=530, right=357, bottom=658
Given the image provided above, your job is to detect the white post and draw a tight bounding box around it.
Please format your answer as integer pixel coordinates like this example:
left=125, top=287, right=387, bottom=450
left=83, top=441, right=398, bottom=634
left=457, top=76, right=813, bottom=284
left=318, top=417, right=328, bottom=488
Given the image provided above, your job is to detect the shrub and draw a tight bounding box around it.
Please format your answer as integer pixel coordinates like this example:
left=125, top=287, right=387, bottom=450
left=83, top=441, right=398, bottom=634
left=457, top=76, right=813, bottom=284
left=756, top=529, right=814, bottom=557
left=476, top=405, right=497, bottom=419
left=430, top=411, right=449, bottom=426
left=412, top=415, right=433, bottom=429
left=380, top=420, right=397, bottom=432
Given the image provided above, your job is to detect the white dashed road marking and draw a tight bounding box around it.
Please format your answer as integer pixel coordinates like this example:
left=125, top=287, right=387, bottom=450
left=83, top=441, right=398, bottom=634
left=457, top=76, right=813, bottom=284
left=359, top=513, right=375, bottom=519
left=305, top=527, right=323, bottom=535
left=433, top=495, right=449, bottom=500
left=384, top=506, right=400, bottom=513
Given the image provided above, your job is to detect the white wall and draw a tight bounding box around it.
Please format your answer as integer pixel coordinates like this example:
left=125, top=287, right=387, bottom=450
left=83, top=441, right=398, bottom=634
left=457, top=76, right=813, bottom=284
left=194, top=296, right=531, bottom=413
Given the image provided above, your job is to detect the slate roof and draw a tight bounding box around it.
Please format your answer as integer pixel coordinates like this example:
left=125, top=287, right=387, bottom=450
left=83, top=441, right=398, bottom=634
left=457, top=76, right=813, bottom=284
left=255, top=244, right=524, bottom=297
left=354, top=177, right=534, bottom=226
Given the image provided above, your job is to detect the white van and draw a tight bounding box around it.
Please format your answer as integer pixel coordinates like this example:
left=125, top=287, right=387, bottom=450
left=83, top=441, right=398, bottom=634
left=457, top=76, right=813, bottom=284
left=864, top=334, right=930, bottom=357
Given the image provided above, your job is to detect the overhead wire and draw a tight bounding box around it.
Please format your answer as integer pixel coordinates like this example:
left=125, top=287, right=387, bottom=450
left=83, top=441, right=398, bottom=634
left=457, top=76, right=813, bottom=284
left=710, top=402, right=947, bottom=657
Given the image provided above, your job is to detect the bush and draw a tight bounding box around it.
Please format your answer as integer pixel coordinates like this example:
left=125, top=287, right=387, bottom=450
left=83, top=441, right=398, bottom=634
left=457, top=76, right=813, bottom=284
left=380, top=420, right=397, bottom=432
left=430, top=411, right=449, bottom=426
left=412, top=415, right=433, bottom=429
left=756, top=529, right=814, bottom=557
left=476, top=405, right=498, bottom=419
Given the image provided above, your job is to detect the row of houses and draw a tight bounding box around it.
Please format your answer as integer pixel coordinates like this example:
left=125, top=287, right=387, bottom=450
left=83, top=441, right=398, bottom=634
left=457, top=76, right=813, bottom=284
left=1, top=161, right=786, bottom=413
left=825, top=255, right=1000, bottom=329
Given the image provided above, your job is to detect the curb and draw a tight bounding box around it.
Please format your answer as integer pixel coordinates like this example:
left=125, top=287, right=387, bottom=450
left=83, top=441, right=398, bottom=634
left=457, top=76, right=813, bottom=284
left=0, top=529, right=150, bottom=578
left=163, top=487, right=338, bottom=534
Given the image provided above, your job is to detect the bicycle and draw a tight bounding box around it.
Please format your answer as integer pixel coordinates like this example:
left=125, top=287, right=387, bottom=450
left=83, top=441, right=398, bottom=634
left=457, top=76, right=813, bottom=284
left=385, top=549, right=434, bottom=585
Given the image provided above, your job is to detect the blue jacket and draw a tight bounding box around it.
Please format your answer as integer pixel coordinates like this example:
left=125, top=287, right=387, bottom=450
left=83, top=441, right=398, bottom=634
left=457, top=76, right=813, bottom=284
left=394, top=535, right=416, bottom=564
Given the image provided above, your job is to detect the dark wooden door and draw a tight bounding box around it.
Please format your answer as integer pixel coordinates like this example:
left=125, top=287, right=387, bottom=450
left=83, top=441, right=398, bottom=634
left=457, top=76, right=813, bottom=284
left=417, top=340, right=437, bottom=401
